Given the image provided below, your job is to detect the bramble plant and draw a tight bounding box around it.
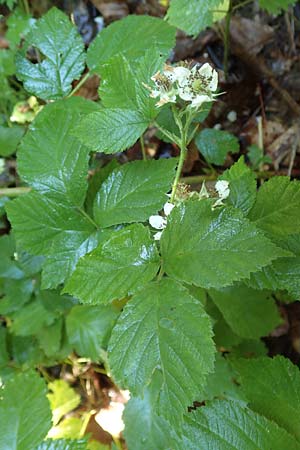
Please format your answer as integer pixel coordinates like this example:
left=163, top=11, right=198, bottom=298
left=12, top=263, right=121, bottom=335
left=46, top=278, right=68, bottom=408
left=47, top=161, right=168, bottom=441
left=0, top=1, right=300, bottom=450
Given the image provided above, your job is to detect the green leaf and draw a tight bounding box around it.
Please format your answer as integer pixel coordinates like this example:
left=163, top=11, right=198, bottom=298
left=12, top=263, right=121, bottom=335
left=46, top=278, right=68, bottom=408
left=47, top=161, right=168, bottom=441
left=108, top=278, right=215, bottom=426
left=249, top=234, right=300, bottom=298
left=258, top=0, right=297, bottom=15
left=72, top=108, right=149, bottom=154
left=64, top=224, right=159, bottom=305
left=93, top=159, right=177, bottom=228
left=16, top=7, right=85, bottom=100
left=99, top=49, right=163, bottom=121
left=175, top=399, right=300, bottom=450
left=6, top=192, right=99, bottom=289
left=161, top=200, right=288, bottom=289
left=0, top=125, right=24, bottom=156
left=0, top=235, right=24, bottom=280
left=233, top=356, right=300, bottom=440
left=209, top=284, right=281, bottom=339
left=18, top=99, right=99, bottom=206
left=10, top=297, right=56, bottom=336
left=87, top=15, right=175, bottom=74
left=195, top=128, right=239, bottom=165
left=123, top=372, right=171, bottom=450
left=35, top=440, right=88, bottom=450
left=247, top=145, right=271, bottom=170
left=37, top=318, right=63, bottom=357
left=47, top=380, right=81, bottom=426
left=6, top=7, right=33, bottom=48
left=0, top=278, right=33, bottom=314
left=0, top=327, right=9, bottom=366
left=248, top=176, right=300, bottom=237
left=66, top=304, right=119, bottom=359
left=200, top=353, right=245, bottom=402
left=166, top=0, right=229, bottom=36
left=0, top=371, right=52, bottom=450
left=219, top=156, right=257, bottom=215
left=85, top=160, right=119, bottom=217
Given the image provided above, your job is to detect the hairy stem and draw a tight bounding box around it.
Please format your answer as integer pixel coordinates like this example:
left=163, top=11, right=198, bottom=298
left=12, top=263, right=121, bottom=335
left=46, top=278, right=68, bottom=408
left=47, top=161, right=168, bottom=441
left=0, top=187, right=31, bottom=197
left=170, top=143, right=187, bottom=203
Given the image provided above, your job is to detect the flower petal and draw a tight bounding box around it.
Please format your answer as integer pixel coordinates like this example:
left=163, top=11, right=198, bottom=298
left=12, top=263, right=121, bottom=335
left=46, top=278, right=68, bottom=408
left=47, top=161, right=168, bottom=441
left=149, top=215, right=167, bottom=230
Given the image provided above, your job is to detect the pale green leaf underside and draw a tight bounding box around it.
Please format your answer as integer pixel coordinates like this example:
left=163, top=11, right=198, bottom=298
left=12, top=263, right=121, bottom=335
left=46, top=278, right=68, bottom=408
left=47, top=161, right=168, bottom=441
left=234, top=356, right=300, bottom=440
left=16, top=7, right=85, bottom=100
left=73, top=109, right=148, bottom=154
left=64, top=224, right=159, bottom=305
left=0, top=371, right=51, bottom=450
left=248, top=176, right=300, bottom=237
left=87, top=14, right=176, bottom=74
left=219, top=156, right=257, bottom=215
left=209, top=284, right=281, bottom=339
left=93, top=159, right=177, bottom=228
left=161, top=200, right=289, bottom=289
left=18, top=99, right=99, bottom=206
left=176, top=399, right=300, bottom=450
left=195, top=128, right=239, bottom=165
left=166, top=0, right=228, bottom=36
left=109, top=279, right=215, bottom=426
left=66, top=304, right=119, bottom=359
left=6, top=192, right=99, bottom=289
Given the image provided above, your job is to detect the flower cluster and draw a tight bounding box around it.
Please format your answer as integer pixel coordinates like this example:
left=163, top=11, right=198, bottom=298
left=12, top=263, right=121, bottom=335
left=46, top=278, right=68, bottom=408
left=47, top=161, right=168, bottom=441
left=149, top=201, right=175, bottom=240
left=149, top=62, right=218, bottom=108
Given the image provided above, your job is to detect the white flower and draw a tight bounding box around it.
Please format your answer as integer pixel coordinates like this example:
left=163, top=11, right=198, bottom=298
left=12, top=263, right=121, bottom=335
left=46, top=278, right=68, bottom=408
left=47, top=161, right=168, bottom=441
left=215, top=180, right=230, bottom=200
left=149, top=215, right=167, bottom=230
left=153, top=231, right=163, bottom=241
left=163, top=202, right=175, bottom=216
left=149, top=201, right=175, bottom=240
left=177, top=63, right=218, bottom=108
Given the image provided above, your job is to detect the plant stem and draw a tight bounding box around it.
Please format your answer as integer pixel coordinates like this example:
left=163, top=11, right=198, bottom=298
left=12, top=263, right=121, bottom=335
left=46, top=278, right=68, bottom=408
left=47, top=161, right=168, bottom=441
left=67, top=72, right=91, bottom=98
left=22, top=0, right=30, bottom=15
left=140, top=135, right=147, bottom=161
left=170, top=143, right=187, bottom=203
left=0, top=187, right=31, bottom=197
left=76, top=206, right=99, bottom=229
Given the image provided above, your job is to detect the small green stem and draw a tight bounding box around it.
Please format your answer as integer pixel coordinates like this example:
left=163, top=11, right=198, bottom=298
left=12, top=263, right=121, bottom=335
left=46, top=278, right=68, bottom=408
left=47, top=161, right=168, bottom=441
left=153, top=121, right=181, bottom=146
left=22, top=0, right=30, bottom=15
left=76, top=206, right=99, bottom=229
left=170, top=143, right=187, bottom=203
left=140, top=135, right=147, bottom=161
left=0, top=187, right=31, bottom=197
left=67, top=72, right=91, bottom=98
